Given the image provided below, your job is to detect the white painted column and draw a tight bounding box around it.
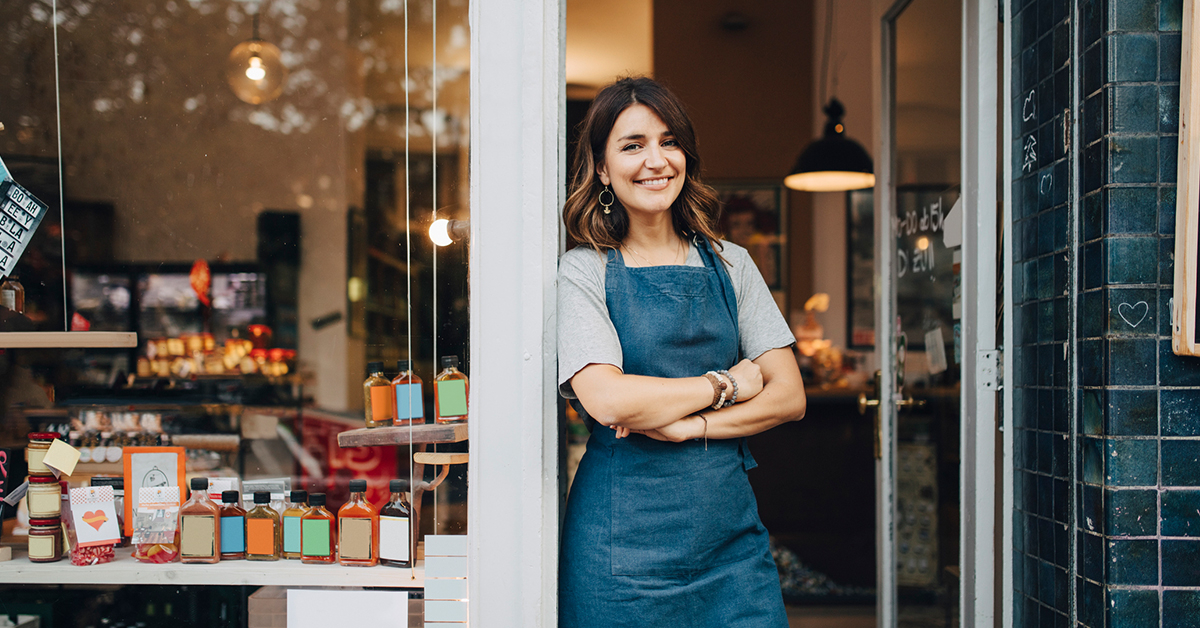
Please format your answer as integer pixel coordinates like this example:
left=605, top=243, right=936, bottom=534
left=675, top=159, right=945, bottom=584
left=467, top=0, right=564, bottom=626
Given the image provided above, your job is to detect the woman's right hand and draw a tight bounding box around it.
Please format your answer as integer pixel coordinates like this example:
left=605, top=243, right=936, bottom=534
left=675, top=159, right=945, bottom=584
left=727, top=359, right=763, bottom=403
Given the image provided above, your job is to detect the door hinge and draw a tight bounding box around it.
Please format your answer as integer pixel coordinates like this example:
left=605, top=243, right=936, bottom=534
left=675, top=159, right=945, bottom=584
left=977, top=349, right=1002, bottom=390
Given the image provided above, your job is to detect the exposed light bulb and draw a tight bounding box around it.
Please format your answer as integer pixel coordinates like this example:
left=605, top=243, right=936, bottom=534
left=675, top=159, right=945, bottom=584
left=245, top=56, right=266, bottom=81
left=429, top=219, right=453, bottom=247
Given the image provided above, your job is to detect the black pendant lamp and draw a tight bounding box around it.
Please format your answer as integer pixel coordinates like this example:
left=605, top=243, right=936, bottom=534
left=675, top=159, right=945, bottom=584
left=784, top=97, right=875, bottom=192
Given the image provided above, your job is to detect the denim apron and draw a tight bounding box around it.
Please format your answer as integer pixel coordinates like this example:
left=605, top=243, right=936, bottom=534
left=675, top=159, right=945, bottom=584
left=559, top=238, right=787, bottom=628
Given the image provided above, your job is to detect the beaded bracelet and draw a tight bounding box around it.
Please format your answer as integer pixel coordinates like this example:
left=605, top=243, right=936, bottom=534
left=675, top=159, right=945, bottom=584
left=716, top=369, right=738, bottom=408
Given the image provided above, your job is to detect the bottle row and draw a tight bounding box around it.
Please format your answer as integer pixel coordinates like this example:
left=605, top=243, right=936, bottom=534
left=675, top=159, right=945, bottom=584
left=29, top=476, right=415, bottom=568
left=363, top=355, right=469, bottom=428
left=163, top=477, right=413, bottom=567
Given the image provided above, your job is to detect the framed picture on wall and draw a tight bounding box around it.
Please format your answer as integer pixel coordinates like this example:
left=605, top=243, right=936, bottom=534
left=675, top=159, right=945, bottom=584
left=712, top=182, right=787, bottom=312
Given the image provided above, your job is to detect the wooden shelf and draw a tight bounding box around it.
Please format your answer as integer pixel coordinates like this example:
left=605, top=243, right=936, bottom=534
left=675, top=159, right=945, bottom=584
left=337, top=423, right=467, bottom=448
left=0, top=545, right=425, bottom=588
left=413, top=452, right=469, bottom=465
left=0, top=332, right=137, bottom=349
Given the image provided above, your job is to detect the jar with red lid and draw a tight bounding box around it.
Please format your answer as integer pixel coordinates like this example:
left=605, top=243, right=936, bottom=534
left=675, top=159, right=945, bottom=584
left=27, top=475, right=62, bottom=518
left=26, top=431, right=61, bottom=476
left=28, top=517, right=64, bottom=563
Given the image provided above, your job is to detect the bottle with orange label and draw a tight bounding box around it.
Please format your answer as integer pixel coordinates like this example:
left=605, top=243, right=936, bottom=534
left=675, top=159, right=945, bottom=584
left=364, top=362, right=393, bottom=428
left=245, top=491, right=280, bottom=561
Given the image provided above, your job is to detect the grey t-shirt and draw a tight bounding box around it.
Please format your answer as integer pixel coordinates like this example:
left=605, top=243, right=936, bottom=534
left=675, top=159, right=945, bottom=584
left=557, top=239, right=795, bottom=398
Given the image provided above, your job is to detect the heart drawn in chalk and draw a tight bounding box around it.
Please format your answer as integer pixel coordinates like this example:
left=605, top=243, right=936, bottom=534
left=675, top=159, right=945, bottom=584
left=82, top=510, right=108, bottom=531
left=1118, top=301, right=1149, bottom=328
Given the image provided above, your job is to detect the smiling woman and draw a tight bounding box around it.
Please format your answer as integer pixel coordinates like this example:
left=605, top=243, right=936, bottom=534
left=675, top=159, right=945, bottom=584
left=557, top=77, right=806, bottom=628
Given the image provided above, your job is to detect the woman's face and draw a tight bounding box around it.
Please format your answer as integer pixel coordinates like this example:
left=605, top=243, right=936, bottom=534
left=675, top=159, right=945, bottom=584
left=597, top=104, right=686, bottom=219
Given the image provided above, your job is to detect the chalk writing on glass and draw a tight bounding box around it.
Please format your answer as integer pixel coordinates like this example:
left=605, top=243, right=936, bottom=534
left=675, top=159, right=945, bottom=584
left=1040, top=172, right=1053, bottom=195
left=1022, top=135, right=1038, bottom=172
left=1022, top=90, right=1036, bottom=122
left=1117, top=301, right=1149, bottom=328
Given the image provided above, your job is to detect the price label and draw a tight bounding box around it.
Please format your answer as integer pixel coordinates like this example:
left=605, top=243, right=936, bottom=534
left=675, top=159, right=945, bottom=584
left=0, top=177, right=48, bottom=277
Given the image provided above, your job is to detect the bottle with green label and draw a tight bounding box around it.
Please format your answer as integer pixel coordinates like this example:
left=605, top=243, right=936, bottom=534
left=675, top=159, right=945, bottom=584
left=434, top=355, right=469, bottom=424
left=281, top=490, right=309, bottom=560
left=300, top=493, right=336, bottom=564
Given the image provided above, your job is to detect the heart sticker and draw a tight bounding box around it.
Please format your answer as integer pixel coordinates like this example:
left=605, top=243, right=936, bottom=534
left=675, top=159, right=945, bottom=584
left=82, top=510, right=108, bottom=531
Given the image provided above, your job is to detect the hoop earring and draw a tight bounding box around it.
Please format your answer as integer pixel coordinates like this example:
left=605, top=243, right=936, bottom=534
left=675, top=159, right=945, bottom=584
left=599, top=186, right=615, bottom=215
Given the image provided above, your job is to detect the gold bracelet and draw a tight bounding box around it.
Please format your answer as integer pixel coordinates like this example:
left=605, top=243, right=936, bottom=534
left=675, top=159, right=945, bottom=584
left=696, top=413, right=708, bottom=451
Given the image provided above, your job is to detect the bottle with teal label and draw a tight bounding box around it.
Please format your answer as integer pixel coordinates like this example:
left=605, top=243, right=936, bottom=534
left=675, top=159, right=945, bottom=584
left=281, top=490, right=308, bottom=560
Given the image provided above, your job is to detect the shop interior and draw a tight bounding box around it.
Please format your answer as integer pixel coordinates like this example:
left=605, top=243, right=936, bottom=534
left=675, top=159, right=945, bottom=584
left=0, top=0, right=966, bottom=626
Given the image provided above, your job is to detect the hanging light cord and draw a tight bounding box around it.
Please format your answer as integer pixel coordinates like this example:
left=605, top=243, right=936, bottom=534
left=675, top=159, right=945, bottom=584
left=818, top=0, right=834, bottom=107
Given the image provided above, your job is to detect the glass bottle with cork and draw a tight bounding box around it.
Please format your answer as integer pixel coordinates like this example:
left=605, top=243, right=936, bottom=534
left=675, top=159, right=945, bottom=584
left=281, top=489, right=308, bottom=560
left=245, top=491, right=280, bottom=561
left=391, top=360, right=424, bottom=427
left=364, top=361, right=393, bottom=428
left=379, top=479, right=414, bottom=568
left=337, top=478, right=379, bottom=566
left=219, top=490, right=246, bottom=560
left=434, top=355, right=469, bottom=424
left=180, top=477, right=221, bottom=564
left=300, top=493, right=336, bottom=564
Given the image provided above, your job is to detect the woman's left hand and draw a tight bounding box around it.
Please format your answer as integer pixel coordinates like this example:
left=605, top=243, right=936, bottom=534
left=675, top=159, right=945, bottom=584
left=612, top=422, right=696, bottom=442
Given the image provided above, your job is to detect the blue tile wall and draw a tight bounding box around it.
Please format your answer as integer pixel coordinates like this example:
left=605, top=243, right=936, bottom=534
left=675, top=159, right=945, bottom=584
left=1013, top=0, right=1198, bottom=625
left=1013, top=0, right=1074, bottom=624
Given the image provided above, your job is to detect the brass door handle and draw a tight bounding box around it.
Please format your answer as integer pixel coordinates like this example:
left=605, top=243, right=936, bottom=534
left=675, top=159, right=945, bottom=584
left=858, top=393, right=926, bottom=415
left=858, top=393, right=880, bottom=415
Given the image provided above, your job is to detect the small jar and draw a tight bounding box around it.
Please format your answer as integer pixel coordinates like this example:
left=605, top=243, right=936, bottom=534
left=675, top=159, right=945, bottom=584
left=27, top=476, right=63, bottom=518
left=26, top=431, right=60, bottom=476
left=28, top=517, right=64, bottom=563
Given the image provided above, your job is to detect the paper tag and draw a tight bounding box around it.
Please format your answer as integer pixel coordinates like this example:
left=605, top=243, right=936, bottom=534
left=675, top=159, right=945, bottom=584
left=2, top=480, right=27, bottom=506
left=70, top=486, right=121, bottom=547
left=43, top=439, right=81, bottom=477
left=206, top=476, right=239, bottom=501
left=925, top=326, right=948, bottom=375
left=437, top=380, right=468, bottom=416
left=133, top=486, right=180, bottom=545
left=394, top=383, right=424, bottom=420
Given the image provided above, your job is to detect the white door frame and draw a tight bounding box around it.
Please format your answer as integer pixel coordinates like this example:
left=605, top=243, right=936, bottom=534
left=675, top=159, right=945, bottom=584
left=876, top=1, right=1001, bottom=625
left=467, top=0, right=565, bottom=626
left=959, top=0, right=1001, bottom=626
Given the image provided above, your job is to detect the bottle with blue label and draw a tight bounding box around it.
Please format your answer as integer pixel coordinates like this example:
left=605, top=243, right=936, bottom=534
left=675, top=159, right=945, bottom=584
left=219, top=490, right=246, bottom=560
left=391, top=360, right=424, bottom=426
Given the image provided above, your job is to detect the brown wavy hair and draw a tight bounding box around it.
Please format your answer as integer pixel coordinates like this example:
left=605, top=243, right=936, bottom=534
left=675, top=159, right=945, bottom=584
left=563, top=77, right=725, bottom=259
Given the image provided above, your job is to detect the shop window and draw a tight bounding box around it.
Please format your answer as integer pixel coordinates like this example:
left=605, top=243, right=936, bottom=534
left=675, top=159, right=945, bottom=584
left=1, top=0, right=471, bottom=623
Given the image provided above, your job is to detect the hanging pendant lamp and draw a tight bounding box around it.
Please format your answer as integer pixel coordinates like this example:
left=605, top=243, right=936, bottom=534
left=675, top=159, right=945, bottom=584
left=226, top=12, right=287, bottom=105
left=784, top=98, right=875, bottom=192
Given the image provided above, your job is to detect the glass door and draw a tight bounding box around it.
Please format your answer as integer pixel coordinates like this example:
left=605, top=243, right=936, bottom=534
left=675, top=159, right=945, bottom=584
left=875, top=0, right=964, bottom=625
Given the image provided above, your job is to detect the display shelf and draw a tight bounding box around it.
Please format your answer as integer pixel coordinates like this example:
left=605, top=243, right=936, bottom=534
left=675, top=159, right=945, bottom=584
left=337, top=423, right=467, bottom=448
left=0, top=545, right=425, bottom=588
left=0, top=332, right=137, bottom=349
